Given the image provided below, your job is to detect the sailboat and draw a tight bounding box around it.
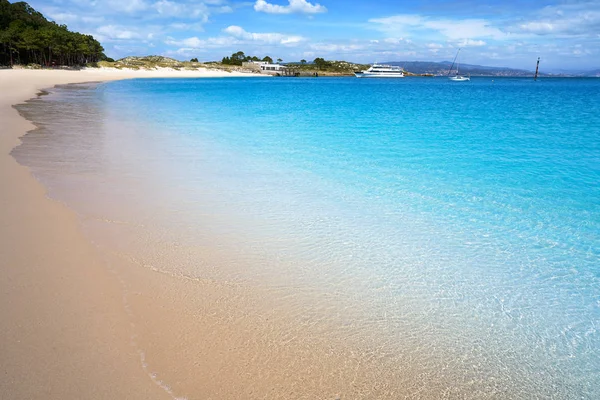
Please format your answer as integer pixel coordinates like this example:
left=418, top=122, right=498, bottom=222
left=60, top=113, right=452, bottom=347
left=448, top=48, right=470, bottom=81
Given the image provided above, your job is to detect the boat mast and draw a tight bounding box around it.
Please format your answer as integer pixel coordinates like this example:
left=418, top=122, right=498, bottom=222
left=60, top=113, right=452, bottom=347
left=447, top=48, right=461, bottom=76
left=534, top=57, right=540, bottom=81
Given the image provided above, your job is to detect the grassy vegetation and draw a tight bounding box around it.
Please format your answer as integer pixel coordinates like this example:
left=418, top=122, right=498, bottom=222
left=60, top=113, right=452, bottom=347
left=288, top=60, right=370, bottom=76
left=95, top=56, right=185, bottom=70
left=93, top=56, right=260, bottom=73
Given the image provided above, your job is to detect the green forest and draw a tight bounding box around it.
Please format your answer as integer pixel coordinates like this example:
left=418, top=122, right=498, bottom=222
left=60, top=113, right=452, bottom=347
left=0, top=0, right=106, bottom=67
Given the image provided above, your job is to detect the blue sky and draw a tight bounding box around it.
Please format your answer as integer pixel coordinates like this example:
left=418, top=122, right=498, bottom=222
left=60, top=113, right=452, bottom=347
left=28, top=0, right=600, bottom=70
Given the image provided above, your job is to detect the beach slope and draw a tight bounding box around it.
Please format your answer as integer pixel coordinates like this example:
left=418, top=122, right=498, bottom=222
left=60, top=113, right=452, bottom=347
left=0, top=68, right=250, bottom=399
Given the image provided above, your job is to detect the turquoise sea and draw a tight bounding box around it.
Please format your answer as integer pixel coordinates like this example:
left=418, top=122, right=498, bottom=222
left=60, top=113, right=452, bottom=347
left=15, top=77, right=600, bottom=398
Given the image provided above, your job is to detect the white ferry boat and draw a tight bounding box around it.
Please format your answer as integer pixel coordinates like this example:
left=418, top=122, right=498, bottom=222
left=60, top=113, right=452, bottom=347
left=355, top=64, right=405, bottom=78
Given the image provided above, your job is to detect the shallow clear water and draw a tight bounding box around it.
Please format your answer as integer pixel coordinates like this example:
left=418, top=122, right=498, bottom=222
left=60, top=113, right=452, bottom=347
left=15, top=77, right=600, bottom=398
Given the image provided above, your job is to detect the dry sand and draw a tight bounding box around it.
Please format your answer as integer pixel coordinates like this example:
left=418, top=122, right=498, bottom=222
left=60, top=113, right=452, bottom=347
left=0, top=68, right=251, bottom=400
left=0, top=68, right=422, bottom=399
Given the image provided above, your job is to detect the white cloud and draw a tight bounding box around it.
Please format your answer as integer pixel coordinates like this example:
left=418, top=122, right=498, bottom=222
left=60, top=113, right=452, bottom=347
left=165, top=36, right=237, bottom=49
left=107, top=0, right=149, bottom=13
left=383, top=37, right=405, bottom=45
left=427, top=43, right=443, bottom=49
left=370, top=14, right=506, bottom=41
left=570, top=44, right=592, bottom=56
left=373, top=14, right=422, bottom=27
left=82, top=16, right=105, bottom=24
left=96, top=25, right=143, bottom=40
left=223, top=25, right=305, bottom=45
left=68, top=0, right=99, bottom=7
left=167, top=36, right=204, bottom=47
left=254, top=0, right=326, bottom=15
left=153, top=0, right=186, bottom=16
left=512, top=2, right=600, bottom=37
left=223, top=25, right=249, bottom=37
left=44, top=10, right=104, bottom=25
left=216, top=5, right=233, bottom=13
left=45, top=0, right=217, bottom=24
left=170, top=48, right=199, bottom=57
left=169, top=22, right=206, bottom=31
left=518, top=22, right=555, bottom=35
left=152, top=0, right=210, bottom=20
left=308, top=43, right=364, bottom=52
left=45, top=12, right=79, bottom=23
left=458, top=39, right=486, bottom=47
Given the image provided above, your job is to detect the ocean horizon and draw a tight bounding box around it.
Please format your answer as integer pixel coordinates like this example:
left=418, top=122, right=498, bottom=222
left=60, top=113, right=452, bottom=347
left=14, top=76, right=600, bottom=398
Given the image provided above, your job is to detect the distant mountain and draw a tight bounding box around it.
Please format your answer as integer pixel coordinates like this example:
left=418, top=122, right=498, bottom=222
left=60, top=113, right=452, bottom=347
left=542, top=67, right=600, bottom=76
left=384, top=61, right=536, bottom=77
left=581, top=69, right=600, bottom=77
left=382, top=61, right=600, bottom=77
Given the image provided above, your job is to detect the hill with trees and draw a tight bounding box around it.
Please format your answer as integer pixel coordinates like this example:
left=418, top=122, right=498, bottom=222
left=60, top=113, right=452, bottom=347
left=0, top=0, right=106, bottom=67
left=212, top=52, right=370, bottom=76
left=221, top=51, right=273, bottom=65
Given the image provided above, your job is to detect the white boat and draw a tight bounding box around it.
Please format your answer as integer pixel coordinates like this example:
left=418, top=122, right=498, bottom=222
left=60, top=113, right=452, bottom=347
left=448, top=49, right=470, bottom=81
left=355, top=63, right=405, bottom=78
left=449, top=75, right=470, bottom=82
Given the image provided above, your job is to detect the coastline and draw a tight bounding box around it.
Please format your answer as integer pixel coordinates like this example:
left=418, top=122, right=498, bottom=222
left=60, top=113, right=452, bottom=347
left=0, top=68, right=252, bottom=399
left=0, top=68, right=405, bottom=399
left=3, top=69, right=596, bottom=399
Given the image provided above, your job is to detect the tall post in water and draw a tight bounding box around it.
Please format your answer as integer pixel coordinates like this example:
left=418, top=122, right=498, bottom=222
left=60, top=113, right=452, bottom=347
left=534, top=57, right=540, bottom=81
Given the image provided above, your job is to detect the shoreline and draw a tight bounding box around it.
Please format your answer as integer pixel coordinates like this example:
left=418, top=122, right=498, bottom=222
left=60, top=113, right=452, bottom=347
left=0, top=71, right=160, bottom=398
left=1, top=68, right=405, bottom=399
left=0, top=68, right=254, bottom=399
left=4, top=69, right=586, bottom=399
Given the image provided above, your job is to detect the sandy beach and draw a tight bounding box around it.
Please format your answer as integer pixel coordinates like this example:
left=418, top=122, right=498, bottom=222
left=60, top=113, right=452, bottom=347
left=0, top=69, right=240, bottom=399
left=0, top=68, right=404, bottom=399
left=0, top=68, right=276, bottom=400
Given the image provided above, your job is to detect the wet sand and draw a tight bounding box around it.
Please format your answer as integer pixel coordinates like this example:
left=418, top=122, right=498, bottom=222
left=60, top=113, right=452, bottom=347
left=0, top=70, right=186, bottom=399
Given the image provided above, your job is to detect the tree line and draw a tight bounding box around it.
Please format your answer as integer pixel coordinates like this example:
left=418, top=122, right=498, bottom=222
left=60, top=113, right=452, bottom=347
left=218, top=51, right=335, bottom=70
left=0, top=0, right=106, bottom=67
left=221, top=51, right=280, bottom=66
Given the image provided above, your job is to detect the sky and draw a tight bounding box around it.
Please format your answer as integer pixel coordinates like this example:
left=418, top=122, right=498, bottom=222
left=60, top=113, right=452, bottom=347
left=27, top=0, right=600, bottom=71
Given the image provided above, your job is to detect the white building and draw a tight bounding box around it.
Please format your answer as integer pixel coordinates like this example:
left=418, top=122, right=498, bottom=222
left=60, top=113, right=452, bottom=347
left=242, top=61, right=287, bottom=73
